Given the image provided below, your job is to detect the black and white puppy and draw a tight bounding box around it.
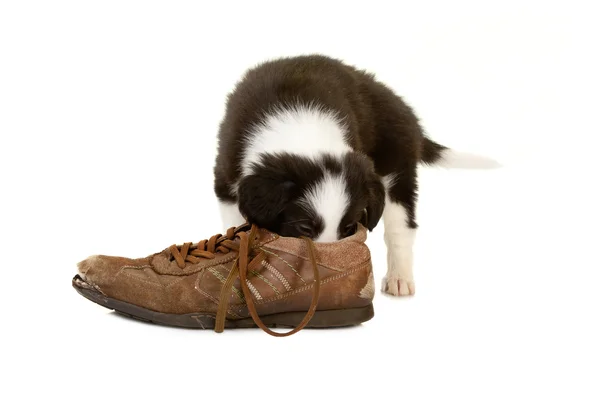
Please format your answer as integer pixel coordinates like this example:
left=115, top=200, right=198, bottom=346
left=214, top=55, right=458, bottom=296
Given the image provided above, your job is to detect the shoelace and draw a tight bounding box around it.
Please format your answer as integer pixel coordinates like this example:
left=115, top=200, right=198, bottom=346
left=168, top=224, right=321, bottom=337
left=169, top=225, right=243, bottom=268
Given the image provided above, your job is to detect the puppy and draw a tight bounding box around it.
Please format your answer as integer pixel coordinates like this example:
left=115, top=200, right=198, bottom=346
left=214, top=55, right=452, bottom=296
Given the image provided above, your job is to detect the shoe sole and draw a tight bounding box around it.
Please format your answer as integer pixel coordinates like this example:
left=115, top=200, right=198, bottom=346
left=72, top=275, right=374, bottom=330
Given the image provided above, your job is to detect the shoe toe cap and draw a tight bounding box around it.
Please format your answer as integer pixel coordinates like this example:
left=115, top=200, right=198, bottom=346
left=77, top=255, right=138, bottom=287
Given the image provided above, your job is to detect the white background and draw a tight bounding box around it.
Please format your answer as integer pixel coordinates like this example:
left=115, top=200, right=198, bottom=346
left=1, top=1, right=599, bottom=413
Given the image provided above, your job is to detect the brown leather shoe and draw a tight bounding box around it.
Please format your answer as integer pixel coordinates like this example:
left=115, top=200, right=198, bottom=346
left=73, top=224, right=375, bottom=336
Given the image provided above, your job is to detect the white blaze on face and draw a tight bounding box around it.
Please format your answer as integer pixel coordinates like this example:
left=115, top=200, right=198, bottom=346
left=301, top=172, right=350, bottom=242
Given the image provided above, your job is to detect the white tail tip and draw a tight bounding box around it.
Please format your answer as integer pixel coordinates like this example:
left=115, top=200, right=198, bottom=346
left=437, top=149, right=502, bottom=169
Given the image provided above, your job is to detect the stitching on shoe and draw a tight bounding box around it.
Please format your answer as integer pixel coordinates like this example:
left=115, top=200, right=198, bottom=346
left=218, top=264, right=231, bottom=272
left=259, top=247, right=306, bottom=283
left=217, top=265, right=246, bottom=303
left=148, top=254, right=238, bottom=276
left=195, top=270, right=241, bottom=318
left=250, top=270, right=280, bottom=294
left=257, top=245, right=343, bottom=271
left=245, top=279, right=263, bottom=301
left=231, top=261, right=371, bottom=309
left=207, top=266, right=245, bottom=301
left=118, top=265, right=197, bottom=289
left=256, top=233, right=278, bottom=246
left=121, top=265, right=151, bottom=270
left=164, top=275, right=189, bottom=289
left=261, top=261, right=293, bottom=291
left=196, top=288, right=241, bottom=318
left=118, top=267, right=164, bottom=287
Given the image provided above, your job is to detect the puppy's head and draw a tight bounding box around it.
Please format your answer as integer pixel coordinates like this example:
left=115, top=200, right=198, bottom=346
left=237, top=153, right=385, bottom=241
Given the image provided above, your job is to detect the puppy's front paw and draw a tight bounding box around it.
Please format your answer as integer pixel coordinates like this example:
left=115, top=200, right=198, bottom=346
left=382, top=275, right=415, bottom=296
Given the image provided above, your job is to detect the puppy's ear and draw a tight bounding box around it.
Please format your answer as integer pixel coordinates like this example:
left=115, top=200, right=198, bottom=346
left=237, top=175, right=295, bottom=227
left=363, top=175, right=386, bottom=231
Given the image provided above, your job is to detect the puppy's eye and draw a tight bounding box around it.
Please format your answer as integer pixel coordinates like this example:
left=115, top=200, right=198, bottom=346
left=296, top=223, right=314, bottom=238
left=343, top=223, right=357, bottom=238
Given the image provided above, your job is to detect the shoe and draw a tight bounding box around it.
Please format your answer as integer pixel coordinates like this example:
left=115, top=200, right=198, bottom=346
left=73, top=224, right=375, bottom=336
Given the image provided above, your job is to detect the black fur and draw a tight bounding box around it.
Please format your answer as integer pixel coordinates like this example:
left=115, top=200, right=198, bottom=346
left=214, top=54, right=445, bottom=239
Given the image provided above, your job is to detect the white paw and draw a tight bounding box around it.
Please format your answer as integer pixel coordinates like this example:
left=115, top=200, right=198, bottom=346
left=382, top=275, right=415, bottom=296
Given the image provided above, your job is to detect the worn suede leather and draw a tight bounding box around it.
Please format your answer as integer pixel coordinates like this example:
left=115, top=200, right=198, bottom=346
left=77, top=225, right=374, bottom=319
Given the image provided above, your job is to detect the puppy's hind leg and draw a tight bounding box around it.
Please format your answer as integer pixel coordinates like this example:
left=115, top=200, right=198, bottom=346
left=381, top=172, right=418, bottom=296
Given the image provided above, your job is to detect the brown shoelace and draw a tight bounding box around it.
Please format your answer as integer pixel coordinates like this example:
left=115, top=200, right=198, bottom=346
left=168, top=224, right=321, bottom=337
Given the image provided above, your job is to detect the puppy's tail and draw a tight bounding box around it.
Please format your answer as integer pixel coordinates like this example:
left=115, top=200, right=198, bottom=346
left=421, top=137, right=501, bottom=169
